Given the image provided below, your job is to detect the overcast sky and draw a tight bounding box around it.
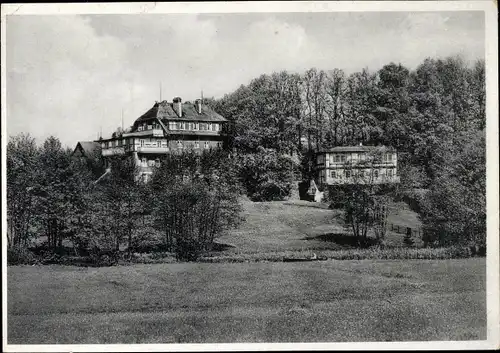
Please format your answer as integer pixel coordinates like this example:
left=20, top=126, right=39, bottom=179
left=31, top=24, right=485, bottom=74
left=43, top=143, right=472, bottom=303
left=6, top=11, right=485, bottom=148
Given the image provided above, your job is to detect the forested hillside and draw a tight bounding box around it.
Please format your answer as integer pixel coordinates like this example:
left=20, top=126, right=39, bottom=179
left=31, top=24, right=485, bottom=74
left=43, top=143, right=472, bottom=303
left=209, top=55, right=486, bottom=248
left=7, top=55, right=487, bottom=265
left=211, top=56, right=484, bottom=181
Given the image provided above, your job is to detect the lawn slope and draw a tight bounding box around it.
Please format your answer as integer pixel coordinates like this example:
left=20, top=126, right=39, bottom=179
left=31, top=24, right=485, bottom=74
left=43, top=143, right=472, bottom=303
left=218, top=199, right=422, bottom=253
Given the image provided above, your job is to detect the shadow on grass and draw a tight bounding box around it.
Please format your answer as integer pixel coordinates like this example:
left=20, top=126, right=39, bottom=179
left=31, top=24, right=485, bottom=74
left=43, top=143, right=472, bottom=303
left=210, top=242, right=236, bottom=252
left=306, top=233, right=379, bottom=248
left=282, top=201, right=331, bottom=210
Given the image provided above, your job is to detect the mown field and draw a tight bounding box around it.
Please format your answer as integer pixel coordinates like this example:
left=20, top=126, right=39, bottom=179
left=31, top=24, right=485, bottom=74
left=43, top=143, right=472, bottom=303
left=8, top=199, right=484, bottom=344
left=8, top=258, right=485, bottom=343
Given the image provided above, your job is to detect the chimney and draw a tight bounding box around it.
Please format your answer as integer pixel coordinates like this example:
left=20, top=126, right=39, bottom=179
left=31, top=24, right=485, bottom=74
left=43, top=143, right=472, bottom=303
left=195, top=99, right=202, bottom=114
left=173, top=97, right=182, bottom=117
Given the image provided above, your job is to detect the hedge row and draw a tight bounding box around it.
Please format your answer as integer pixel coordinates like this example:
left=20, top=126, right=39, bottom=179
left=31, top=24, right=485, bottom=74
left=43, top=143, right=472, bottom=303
left=8, top=245, right=483, bottom=267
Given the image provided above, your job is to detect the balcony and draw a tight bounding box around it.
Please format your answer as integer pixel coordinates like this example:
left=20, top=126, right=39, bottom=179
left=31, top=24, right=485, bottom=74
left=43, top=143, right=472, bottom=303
left=137, top=146, right=170, bottom=154
left=102, top=147, right=126, bottom=156
left=123, top=129, right=164, bottom=137
left=325, top=161, right=397, bottom=168
left=326, top=175, right=400, bottom=185
left=167, top=130, right=221, bottom=136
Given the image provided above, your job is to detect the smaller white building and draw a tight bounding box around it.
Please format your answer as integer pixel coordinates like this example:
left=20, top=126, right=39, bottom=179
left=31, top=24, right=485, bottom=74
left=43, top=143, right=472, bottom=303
left=316, top=144, right=400, bottom=188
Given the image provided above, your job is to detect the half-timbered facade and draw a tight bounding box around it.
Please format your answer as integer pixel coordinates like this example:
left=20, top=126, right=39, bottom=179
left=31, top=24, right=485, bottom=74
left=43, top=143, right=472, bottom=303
left=316, top=144, right=400, bottom=187
left=98, top=97, right=227, bottom=181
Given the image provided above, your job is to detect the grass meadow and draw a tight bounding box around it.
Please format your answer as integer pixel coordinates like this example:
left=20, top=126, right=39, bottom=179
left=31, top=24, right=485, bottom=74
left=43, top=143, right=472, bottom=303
left=7, top=199, right=485, bottom=344
left=218, top=199, right=423, bottom=253
left=8, top=259, right=485, bottom=343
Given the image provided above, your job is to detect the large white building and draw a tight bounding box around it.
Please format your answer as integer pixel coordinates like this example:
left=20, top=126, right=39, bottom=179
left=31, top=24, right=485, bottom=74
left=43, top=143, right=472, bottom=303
left=315, top=144, right=400, bottom=188
left=94, top=97, right=227, bottom=181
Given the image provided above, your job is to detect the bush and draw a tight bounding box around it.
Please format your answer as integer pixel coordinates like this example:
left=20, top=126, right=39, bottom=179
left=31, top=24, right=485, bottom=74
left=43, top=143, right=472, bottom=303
left=150, top=151, right=243, bottom=262
left=129, top=229, right=168, bottom=253
left=198, top=246, right=480, bottom=263
left=7, top=247, right=38, bottom=265
left=237, top=148, right=298, bottom=201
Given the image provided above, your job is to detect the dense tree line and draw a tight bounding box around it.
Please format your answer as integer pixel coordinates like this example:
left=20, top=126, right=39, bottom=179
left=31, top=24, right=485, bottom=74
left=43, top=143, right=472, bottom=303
left=7, top=137, right=242, bottom=264
left=211, top=55, right=486, bottom=248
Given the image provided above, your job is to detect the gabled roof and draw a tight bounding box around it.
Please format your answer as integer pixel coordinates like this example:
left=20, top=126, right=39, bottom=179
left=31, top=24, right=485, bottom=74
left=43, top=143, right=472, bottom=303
left=319, top=145, right=396, bottom=153
left=73, top=141, right=101, bottom=157
left=135, top=101, right=227, bottom=124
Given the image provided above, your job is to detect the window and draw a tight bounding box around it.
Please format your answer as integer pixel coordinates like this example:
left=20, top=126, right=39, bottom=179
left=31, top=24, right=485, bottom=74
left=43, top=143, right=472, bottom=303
left=140, top=139, right=145, bottom=147
left=387, top=169, right=394, bottom=178
left=214, top=123, right=219, bottom=131
left=336, top=154, right=346, bottom=163
left=345, top=170, right=351, bottom=178
left=147, top=125, right=152, bottom=130
left=204, top=141, right=209, bottom=149
left=383, top=153, right=393, bottom=163
left=141, top=157, right=147, bottom=166
left=331, top=171, right=337, bottom=179
left=157, top=140, right=161, bottom=148
left=177, top=140, right=183, bottom=149
left=169, top=122, right=176, bottom=130
left=358, top=170, right=365, bottom=178
left=155, top=159, right=160, bottom=167
left=374, top=169, right=379, bottom=178
left=195, top=141, right=200, bottom=149
left=180, top=122, right=185, bottom=130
